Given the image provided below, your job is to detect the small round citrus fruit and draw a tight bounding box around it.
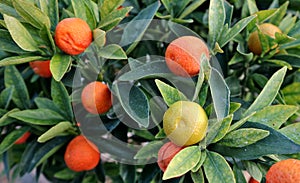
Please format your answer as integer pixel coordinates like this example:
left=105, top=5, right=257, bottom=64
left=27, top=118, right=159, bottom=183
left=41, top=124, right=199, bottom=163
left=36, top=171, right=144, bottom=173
left=249, top=177, right=260, bottom=183
left=64, top=135, right=100, bottom=172
left=81, top=81, right=112, bottom=114
left=157, top=142, right=184, bottom=172
left=15, top=132, right=31, bottom=144
left=248, top=23, right=282, bottom=55
left=165, top=36, right=210, bottom=77
left=55, top=18, right=92, bottom=55
left=163, top=101, right=208, bottom=146
left=29, top=60, right=52, bottom=78
left=266, top=158, right=300, bottom=183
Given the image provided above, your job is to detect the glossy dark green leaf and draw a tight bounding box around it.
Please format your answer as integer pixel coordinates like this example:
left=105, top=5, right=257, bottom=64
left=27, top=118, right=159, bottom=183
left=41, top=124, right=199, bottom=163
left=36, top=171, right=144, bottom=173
left=98, top=7, right=132, bottom=31
left=248, top=105, right=298, bottom=129
left=120, top=164, right=136, bottom=183
left=12, top=0, right=50, bottom=29
left=4, top=66, right=30, bottom=109
left=218, top=128, right=270, bottom=147
left=163, top=146, right=201, bottom=180
left=0, top=3, right=22, bottom=19
left=208, top=0, right=225, bottom=48
left=0, top=108, right=19, bottom=127
left=8, top=109, right=65, bottom=125
left=0, top=55, right=46, bottom=67
left=279, top=123, right=300, bottom=144
left=0, top=126, right=30, bottom=154
left=288, top=20, right=300, bottom=38
left=113, top=82, right=149, bottom=128
left=119, top=1, right=160, bottom=54
left=54, top=168, right=76, bottom=180
left=211, top=122, right=300, bottom=160
left=0, top=86, right=14, bottom=109
left=233, top=164, right=247, bottom=183
left=269, top=1, right=289, bottom=26
left=243, top=67, right=287, bottom=117
left=272, top=54, right=300, bottom=68
left=98, top=44, right=127, bottom=59
left=279, top=14, right=297, bottom=34
left=50, top=53, right=72, bottom=81
left=34, top=97, right=67, bottom=118
left=4, top=14, right=38, bottom=52
left=134, top=141, right=163, bottom=159
left=155, top=79, right=187, bottom=106
left=0, top=29, right=27, bottom=54
left=179, top=0, right=206, bottom=19
left=38, top=121, right=73, bottom=143
left=282, top=82, right=300, bottom=105
left=51, top=80, right=73, bottom=121
left=203, top=150, right=235, bottom=183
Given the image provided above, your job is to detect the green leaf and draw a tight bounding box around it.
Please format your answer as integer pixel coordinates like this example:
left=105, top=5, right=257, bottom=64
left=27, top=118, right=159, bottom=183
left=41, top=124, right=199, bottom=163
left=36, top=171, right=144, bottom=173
left=0, top=108, right=19, bottom=127
left=120, top=164, right=136, bottom=183
left=0, top=86, right=14, bottom=109
left=134, top=141, right=163, bottom=159
left=191, top=169, right=205, bottom=183
left=0, top=3, right=22, bottom=19
left=168, top=21, right=199, bottom=38
left=72, top=0, right=97, bottom=29
left=0, top=55, right=46, bottom=67
left=243, top=67, right=287, bottom=117
left=218, top=128, right=270, bottom=148
left=51, top=80, right=73, bottom=121
left=4, top=66, right=30, bottom=109
left=279, top=14, right=297, bottom=34
left=163, top=146, right=201, bottom=180
left=288, top=20, right=300, bottom=38
left=219, top=15, right=256, bottom=47
left=4, top=14, right=39, bottom=52
left=229, top=102, right=241, bottom=114
left=211, top=122, right=300, bottom=160
left=98, top=7, right=132, bottom=31
left=269, top=1, right=289, bottom=26
left=54, top=168, right=76, bottom=180
left=208, top=0, right=225, bottom=48
left=38, top=121, right=72, bottom=143
left=279, top=123, right=300, bottom=144
left=47, top=0, right=59, bottom=30
left=0, top=126, right=30, bottom=154
left=272, top=54, right=300, bottom=68
left=50, top=53, right=72, bottom=81
left=209, top=67, right=230, bottom=120
left=93, top=28, right=106, bottom=47
left=247, top=9, right=277, bottom=32
left=99, top=0, right=124, bottom=19
left=119, top=1, right=160, bottom=54
left=34, top=97, right=67, bottom=118
left=243, top=161, right=262, bottom=182
left=71, top=0, right=87, bottom=22
left=248, top=105, right=298, bottom=129
left=98, top=44, right=127, bottom=59
left=12, top=0, right=51, bottom=29
left=179, top=0, right=206, bottom=19
left=155, top=79, right=187, bottom=106
left=0, top=29, right=27, bottom=54
left=211, top=114, right=233, bottom=143
left=113, top=82, right=150, bottom=128
left=191, top=150, right=207, bottom=172
left=247, top=0, right=258, bottom=14
left=282, top=82, right=300, bottom=105
left=8, top=109, right=65, bottom=125
left=203, top=150, right=235, bottom=183
left=233, top=164, right=247, bottom=183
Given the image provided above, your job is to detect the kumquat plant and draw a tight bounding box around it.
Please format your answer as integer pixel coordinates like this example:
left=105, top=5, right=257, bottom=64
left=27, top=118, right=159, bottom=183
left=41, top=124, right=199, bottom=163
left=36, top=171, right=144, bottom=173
left=0, top=0, right=300, bottom=182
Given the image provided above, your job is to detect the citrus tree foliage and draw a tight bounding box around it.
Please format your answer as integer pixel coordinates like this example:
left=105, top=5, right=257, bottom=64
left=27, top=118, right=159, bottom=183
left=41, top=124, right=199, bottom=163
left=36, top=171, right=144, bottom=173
left=0, top=0, right=300, bottom=182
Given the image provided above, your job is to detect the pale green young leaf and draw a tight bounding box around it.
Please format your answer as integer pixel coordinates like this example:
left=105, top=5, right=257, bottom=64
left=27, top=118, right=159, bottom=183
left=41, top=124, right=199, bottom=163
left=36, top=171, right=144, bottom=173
left=38, top=121, right=73, bottom=143
left=208, top=0, right=225, bottom=48
left=98, top=44, right=127, bottom=60
left=279, top=123, right=300, bottom=144
left=50, top=54, right=72, bottom=82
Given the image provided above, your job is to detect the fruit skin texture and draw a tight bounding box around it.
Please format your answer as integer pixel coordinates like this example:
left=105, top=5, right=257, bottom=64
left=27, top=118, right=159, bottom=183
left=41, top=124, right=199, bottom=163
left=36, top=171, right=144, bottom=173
left=249, top=177, right=260, bottom=183
left=64, top=135, right=100, bottom=172
left=81, top=81, right=112, bottom=114
left=163, top=101, right=208, bottom=146
left=165, top=36, right=210, bottom=77
left=248, top=23, right=282, bottom=55
left=15, top=132, right=31, bottom=144
left=55, top=18, right=92, bottom=55
left=29, top=60, right=52, bottom=78
left=266, top=158, right=300, bottom=183
left=157, top=142, right=184, bottom=172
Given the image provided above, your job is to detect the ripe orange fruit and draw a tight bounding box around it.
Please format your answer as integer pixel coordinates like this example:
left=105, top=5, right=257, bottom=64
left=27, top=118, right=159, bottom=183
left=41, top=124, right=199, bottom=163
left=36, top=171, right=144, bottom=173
left=15, top=132, right=31, bottom=144
left=165, top=36, right=210, bottom=77
left=81, top=81, right=112, bottom=114
left=157, top=142, right=184, bottom=172
left=266, top=158, right=300, bottom=183
left=64, top=135, right=100, bottom=172
left=248, top=23, right=282, bottom=55
left=29, top=60, right=52, bottom=78
left=249, top=177, right=260, bottom=183
left=54, top=18, right=93, bottom=55
left=163, top=101, right=208, bottom=146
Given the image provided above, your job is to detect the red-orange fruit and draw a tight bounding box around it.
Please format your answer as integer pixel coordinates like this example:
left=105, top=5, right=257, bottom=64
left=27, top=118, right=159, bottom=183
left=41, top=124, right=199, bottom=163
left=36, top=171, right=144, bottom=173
left=15, top=132, right=31, bottom=144
left=54, top=18, right=92, bottom=55
left=157, top=142, right=184, bottom=172
left=165, top=36, right=210, bottom=77
left=81, top=81, right=112, bottom=114
left=64, top=135, right=100, bottom=172
left=266, top=158, right=300, bottom=183
left=249, top=177, right=260, bottom=183
left=29, top=60, right=52, bottom=78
